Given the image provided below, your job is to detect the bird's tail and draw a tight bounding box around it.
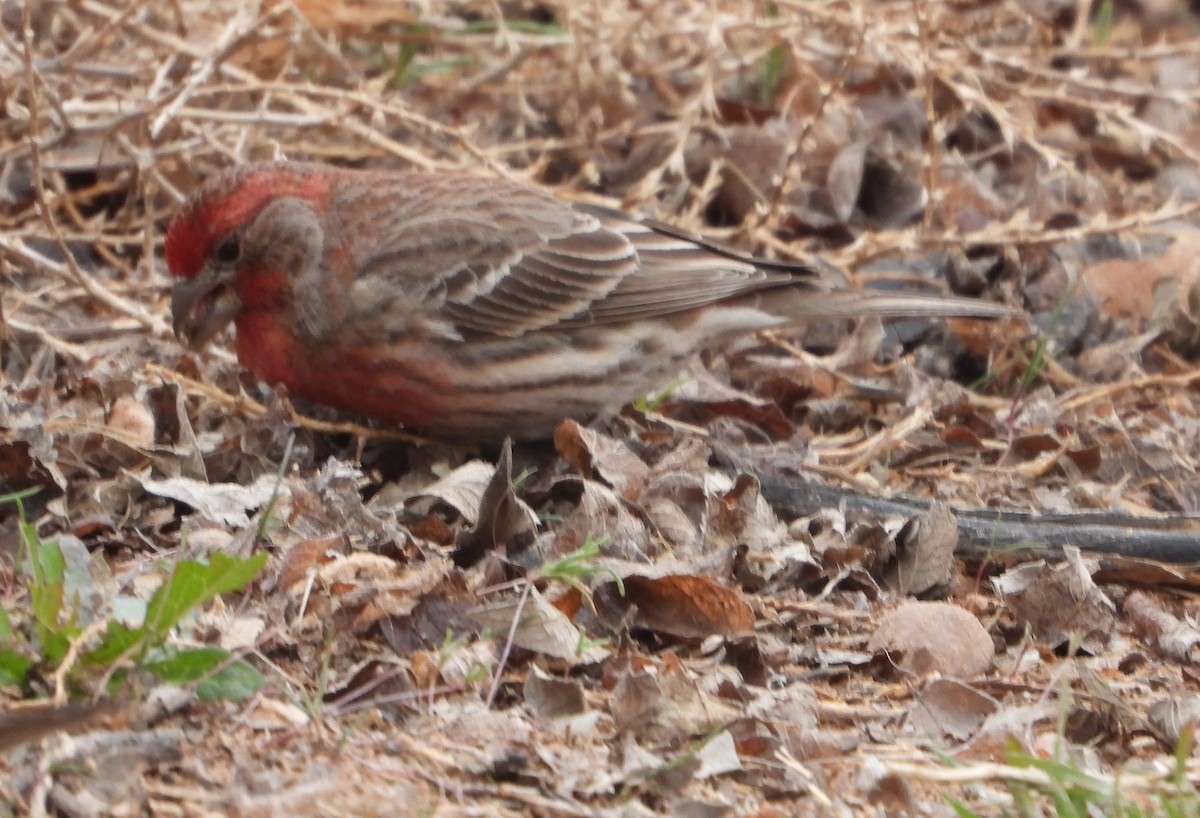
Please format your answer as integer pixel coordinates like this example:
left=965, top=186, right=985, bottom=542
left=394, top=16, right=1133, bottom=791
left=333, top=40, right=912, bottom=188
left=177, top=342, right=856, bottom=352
left=816, top=290, right=1019, bottom=319
left=748, top=254, right=1019, bottom=321
left=759, top=286, right=1020, bottom=321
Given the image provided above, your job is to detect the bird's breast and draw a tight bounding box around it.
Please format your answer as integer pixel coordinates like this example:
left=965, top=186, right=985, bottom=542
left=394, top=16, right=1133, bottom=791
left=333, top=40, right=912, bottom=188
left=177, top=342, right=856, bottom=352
left=234, top=310, right=449, bottom=428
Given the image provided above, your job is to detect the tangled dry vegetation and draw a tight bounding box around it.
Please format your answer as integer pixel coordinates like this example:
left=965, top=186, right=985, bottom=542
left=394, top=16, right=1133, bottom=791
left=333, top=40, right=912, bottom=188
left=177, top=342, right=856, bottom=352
left=5, top=0, right=1200, bottom=815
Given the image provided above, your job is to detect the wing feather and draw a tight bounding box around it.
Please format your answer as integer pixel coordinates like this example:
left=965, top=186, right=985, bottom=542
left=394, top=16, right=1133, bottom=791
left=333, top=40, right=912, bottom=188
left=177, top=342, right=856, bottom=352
left=339, top=171, right=832, bottom=340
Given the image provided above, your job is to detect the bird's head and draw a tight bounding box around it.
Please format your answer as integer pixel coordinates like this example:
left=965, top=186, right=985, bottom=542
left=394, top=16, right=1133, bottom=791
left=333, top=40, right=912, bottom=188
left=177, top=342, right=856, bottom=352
left=166, top=162, right=330, bottom=348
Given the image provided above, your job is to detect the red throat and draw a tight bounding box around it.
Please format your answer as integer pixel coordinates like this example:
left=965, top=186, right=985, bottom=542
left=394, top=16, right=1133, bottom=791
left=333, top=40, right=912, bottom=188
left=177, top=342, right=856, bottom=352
left=232, top=310, right=448, bottom=428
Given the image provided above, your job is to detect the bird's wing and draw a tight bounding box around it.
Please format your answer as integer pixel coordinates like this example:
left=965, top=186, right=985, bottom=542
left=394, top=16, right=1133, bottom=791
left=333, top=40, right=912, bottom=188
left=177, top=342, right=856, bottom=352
left=558, top=205, right=839, bottom=325
left=346, top=175, right=628, bottom=338
left=348, top=174, right=830, bottom=339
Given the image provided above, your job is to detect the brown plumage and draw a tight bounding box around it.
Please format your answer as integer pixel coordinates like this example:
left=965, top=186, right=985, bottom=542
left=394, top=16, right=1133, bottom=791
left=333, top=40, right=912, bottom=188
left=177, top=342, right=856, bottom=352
left=167, top=161, right=1013, bottom=441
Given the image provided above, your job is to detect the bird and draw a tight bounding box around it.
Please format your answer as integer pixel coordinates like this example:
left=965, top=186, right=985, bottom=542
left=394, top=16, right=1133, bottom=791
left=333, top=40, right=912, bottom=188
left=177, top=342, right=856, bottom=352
left=166, top=161, right=1014, bottom=441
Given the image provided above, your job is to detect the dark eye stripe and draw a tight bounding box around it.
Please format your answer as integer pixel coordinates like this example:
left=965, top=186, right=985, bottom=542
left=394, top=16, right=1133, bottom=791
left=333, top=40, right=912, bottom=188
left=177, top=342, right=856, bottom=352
left=215, top=236, right=240, bottom=264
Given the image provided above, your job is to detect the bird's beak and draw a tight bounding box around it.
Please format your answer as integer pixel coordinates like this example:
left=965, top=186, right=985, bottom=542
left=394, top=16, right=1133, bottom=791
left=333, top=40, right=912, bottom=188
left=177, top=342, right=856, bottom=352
left=171, top=272, right=242, bottom=349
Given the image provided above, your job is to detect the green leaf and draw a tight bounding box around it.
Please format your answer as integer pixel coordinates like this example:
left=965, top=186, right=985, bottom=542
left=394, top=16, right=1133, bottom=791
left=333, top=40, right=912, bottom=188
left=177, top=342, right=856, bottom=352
left=83, top=621, right=147, bottom=665
left=1091, top=0, right=1113, bottom=45
left=143, top=552, right=267, bottom=639
left=26, top=524, right=66, bottom=634
left=757, top=43, right=787, bottom=106
left=0, top=648, right=33, bottom=686
left=0, top=605, right=13, bottom=643
left=145, top=646, right=266, bottom=702
left=196, top=659, right=263, bottom=702
left=143, top=647, right=229, bottom=683
left=22, top=525, right=79, bottom=664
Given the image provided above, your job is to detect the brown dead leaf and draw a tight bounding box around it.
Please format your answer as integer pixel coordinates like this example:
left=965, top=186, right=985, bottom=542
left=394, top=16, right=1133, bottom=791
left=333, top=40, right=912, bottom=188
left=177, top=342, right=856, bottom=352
left=686, top=122, right=788, bottom=223
left=641, top=494, right=702, bottom=550
left=405, top=459, right=497, bottom=525
left=904, top=678, right=1000, bottom=740
left=470, top=586, right=610, bottom=664
left=553, top=420, right=651, bottom=498
left=299, top=552, right=453, bottom=634
left=709, top=472, right=787, bottom=552
left=555, top=478, right=656, bottom=561
left=287, top=0, right=417, bottom=37
left=274, top=535, right=343, bottom=591
left=827, top=140, right=867, bottom=223
left=668, top=398, right=796, bottom=441
left=868, top=601, right=994, bottom=678
left=611, top=574, right=755, bottom=640
left=1148, top=695, right=1200, bottom=745
left=881, top=502, right=959, bottom=596
left=1083, top=230, right=1200, bottom=330
left=993, top=546, right=1116, bottom=653
left=524, top=666, right=587, bottom=719
left=454, top=439, right=539, bottom=566
left=946, top=314, right=1024, bottom=360
left=105, top=394, right=155, bottom=450
left=380, top=590, right=478, bottom=657
left=1076, top=330, right=1159, bottom=380
left=610, top=670, right=739, bottom=743
left=0, top=440, right=52, bottom=494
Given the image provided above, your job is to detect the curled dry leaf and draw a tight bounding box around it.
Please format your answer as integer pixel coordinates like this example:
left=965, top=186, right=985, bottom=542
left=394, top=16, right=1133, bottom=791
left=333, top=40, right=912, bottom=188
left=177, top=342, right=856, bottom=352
left=603, top=574, right=755, bottom=640
left=827, top=140, right=868, bottom=224
left=554, top=478, right=656, bottom=561
left=470, top=586, right=610, bottom=664
left=139, top=473, right=283, bottom=528
left=1083, top=230, right=1200, bottom=343
left=903, top=678, right=1000, bottom=741
left=993, top=546, right=1116, bottom=653
left=1122, top=590, right=1200, bottom=662
left=1148, top=695, right=1200, bottom=745
left=524, top=665, right=587, bottom=720
left=295, top=552, right=453, bottom=634
left=881, top=502, right=959, bottom=597
left=610, top=670, right=740, bottom=744
left=274, top=535, right=344, bottom=592
left=105, top=394, right=156, bottom=450
left=404, top=459, right=497, bottom=525
left=287, top=0, right=418, bottom=38
left=867, top=601, right=994, bottom=678
left=554, top=419, right=650, bottom=498
left=708, top=472, right=787, bottom=552
left=454, top=440, right=539, bottom=566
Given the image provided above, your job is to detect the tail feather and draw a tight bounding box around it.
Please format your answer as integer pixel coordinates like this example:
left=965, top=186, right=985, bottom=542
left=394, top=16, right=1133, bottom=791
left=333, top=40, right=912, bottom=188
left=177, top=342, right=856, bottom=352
left=762, top=287, right=1020, bottom=321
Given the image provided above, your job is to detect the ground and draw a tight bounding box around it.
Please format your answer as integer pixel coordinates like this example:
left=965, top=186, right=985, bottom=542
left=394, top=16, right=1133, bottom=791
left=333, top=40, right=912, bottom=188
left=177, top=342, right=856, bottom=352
left=3, top=1, right=1200, bottom=816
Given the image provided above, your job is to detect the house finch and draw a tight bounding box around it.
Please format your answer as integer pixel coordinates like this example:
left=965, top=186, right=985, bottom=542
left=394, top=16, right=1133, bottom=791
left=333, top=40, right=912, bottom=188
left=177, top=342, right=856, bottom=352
left=167, top=161, right=1013, bottom=441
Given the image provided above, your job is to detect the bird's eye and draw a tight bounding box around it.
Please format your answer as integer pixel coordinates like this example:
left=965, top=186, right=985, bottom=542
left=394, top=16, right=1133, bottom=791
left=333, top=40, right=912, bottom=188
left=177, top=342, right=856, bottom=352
left=215, top=236, right=241, bottom=265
